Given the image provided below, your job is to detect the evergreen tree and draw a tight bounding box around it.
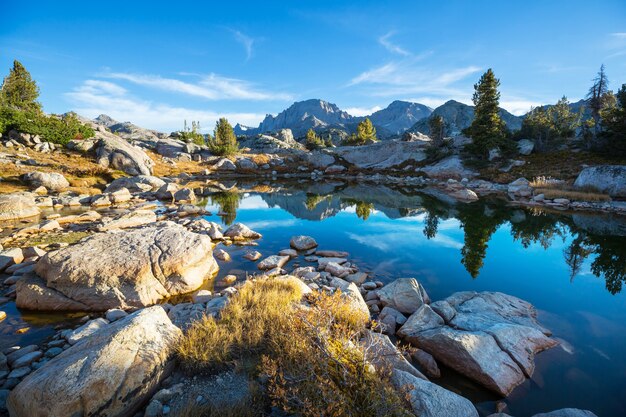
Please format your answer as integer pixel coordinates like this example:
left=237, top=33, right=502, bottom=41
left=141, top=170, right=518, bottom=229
left=599, top=83, right=626, bottom=155
left=0, top=60, right=42, bottom=113
left=520, top=96, right=580, bottom=151
left=428, top=115, right=445, bottom=147
left=305, top=128, right=324, bottom=150
left=586, top=64, right=611, bottom=136
left=356, top=118, right=377, bottom=142
left=463, top=69, right=508, bottom=159
left=208, top=118, right=239, bottom=156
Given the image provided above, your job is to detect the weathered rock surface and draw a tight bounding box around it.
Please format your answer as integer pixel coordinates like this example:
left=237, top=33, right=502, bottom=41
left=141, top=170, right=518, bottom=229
left=376, top=278, right=429, bottom=314
left=95, top=132, right=154, bottom=176
left=362, top=331, right=426, bottom=380
left=0, top=193, right=40, bottom=221
left=223, top=223, right=262, bottom=240
left=421, top=155, right=477, bottom=180
left=22, top=171, right=69, bottom=192
left=7, top=306, right=181, bottom=417
left=392, top=369, right=479, bottom=417
left=97, top=209, right=157, bottom=231
left=290, top=235, right=318, bottom=250
left=574, top=165, right=626, bottom=198
left=104, top=175, right=165, bottom=193
left=399, top=291, right=557, bottom=396
left=18, top=223, right=218, bottom=310
left=331, top=140, right=427, bottom=169
left=257, top=255, right=290, bottom=270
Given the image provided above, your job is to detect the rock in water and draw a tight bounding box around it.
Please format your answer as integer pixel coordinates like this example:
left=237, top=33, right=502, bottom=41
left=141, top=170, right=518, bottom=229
left=18, top=223, right=218, bottom=311
left=391, top=369, right=479, bottom=417
left=376, top=277, right=430, bottom=314
left=95, top=133, right=154, bottom=176
left=0, top=193, right=40, bottom=221
left=7, top=306, right=181, bottom=417
left=573, top=165, right=626, bottom=198
left=290, top=235, right=318, bottom=251
left=399, top=291, right=557, bottom=396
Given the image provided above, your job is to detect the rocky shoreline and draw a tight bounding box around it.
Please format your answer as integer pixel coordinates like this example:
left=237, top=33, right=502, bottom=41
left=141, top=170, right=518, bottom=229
left=0, top=181, right=601, bottom=417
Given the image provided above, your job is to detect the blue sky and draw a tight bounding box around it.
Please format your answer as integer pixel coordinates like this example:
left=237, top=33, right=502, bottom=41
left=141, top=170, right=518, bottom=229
left=1, top=0, right=625, bottom=132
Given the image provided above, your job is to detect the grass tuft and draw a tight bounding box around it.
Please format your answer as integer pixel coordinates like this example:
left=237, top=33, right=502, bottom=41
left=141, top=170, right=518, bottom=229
left=176, top=277, right=411, bottom=417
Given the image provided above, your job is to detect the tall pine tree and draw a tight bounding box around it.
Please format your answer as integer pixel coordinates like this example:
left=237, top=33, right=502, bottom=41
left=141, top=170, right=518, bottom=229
left=428, top=115, right=445, bottom=147
left=0, top=60, right=42, bottom=113
left=463, top=68, right=508, bottom=159
left=586, top=64, right=610, bottom=136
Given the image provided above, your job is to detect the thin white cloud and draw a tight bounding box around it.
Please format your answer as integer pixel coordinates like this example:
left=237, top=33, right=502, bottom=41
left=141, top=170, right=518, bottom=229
left=65, top=79, right=265, bottom=132
left=103, top=72, right=292, bottom=101
left=500, top=99, right=544, bottom=116
left=378, top=31, right=410, bottom=56
left=344, top=105, right=382, bottom=116
left=349, top=59, right=481, bottom=97
left=610, top=32, right=626, bottom=39
left=231, top=30, right=255, bottom=61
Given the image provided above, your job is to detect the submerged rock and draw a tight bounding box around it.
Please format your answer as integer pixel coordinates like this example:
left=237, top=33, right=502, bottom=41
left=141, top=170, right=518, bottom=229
left=18, top=223, right=218, bottom=311
left=7, top=306, right=181, bottom=417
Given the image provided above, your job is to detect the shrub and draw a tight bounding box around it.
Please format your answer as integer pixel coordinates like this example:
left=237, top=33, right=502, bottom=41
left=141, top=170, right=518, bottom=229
left=177, top=120, right=205, bottom=146
left=0, top=107, right=94, bottom=145
left=177, top=277, right=410, bottom=417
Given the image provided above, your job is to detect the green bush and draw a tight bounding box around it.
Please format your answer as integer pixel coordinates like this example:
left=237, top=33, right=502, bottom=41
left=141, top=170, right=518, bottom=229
left=305, top=128, right=325, bottom=150
left=0, top=107, right=94, bottom=146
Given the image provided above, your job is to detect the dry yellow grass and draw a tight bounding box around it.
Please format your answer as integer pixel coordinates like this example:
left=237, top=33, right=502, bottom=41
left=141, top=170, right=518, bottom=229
left=0, top=145, right=117, bottom=194
left=177, top=277, right=410, bottom=417
left=147, top=150, right=208, bottom=177
left=535, top=188, right=611, bottom=202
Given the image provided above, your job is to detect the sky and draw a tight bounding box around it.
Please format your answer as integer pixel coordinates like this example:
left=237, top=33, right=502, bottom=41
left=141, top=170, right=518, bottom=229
left=1, top=0, right=625, bottom=133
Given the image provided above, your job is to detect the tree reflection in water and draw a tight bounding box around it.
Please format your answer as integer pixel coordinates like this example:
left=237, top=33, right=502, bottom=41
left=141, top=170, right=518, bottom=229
left=210, top=191, right=242, bottom=226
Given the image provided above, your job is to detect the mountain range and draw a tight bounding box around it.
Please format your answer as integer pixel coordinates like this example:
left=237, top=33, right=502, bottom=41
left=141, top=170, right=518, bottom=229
left=234, top=98, right=527, bottom=139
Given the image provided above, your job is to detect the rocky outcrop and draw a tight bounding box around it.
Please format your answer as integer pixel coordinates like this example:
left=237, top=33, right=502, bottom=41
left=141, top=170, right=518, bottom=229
left=21, top=171, right=69, bottom=192
left=7, top=306, right=181, bottom=417
left=95, top=131, right=154, bottom=176
left=104, top=175, right=166, bottom=193
left=420, top=155, right=477, bottom=180
left=18, top=223, right=218, bottom=310
left=574, top=165, right=626, bottom=198
left=398, top=291, right=557, bottom=396
left=331, top=140, right=428, bottom=170
left=0, top=193, right=40, bottom=221
left=97, top=209, right=157, bottom=231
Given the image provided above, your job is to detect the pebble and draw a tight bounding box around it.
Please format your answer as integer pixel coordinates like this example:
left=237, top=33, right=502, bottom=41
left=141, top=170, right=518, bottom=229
left=45, top=347, right=63, bottom=358
left=7, top=366, right=31, bottom=379
left=105, top=308, right=128, bottom=322
left=362, top=282, right=377, bottom=290
left=11, top=351, right=42, bottom=368
left=192, top=290, right=212, bottom=304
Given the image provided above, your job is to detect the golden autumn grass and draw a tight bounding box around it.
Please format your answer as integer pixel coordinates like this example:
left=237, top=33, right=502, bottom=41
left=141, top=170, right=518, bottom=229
left=176, top=277, right=411, bottom=417
left=0, top=145, right=120, bottom=194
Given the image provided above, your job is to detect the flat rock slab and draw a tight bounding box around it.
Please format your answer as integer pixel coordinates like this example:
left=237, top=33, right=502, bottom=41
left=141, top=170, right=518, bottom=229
left=399, top=291, right=557, bottom=397
left=17, top=223, right=218, bottom=311
left=0, top=193, right=40, bottom=221
left=7, top=306, right=181, bottom=417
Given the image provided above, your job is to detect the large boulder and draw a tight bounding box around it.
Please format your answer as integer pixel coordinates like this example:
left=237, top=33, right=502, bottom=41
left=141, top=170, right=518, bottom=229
left=104, top=175, right=166, bottom=193
left=532, top=409, right=598, bottom=417
left=0, top=193, right=40, bottom=221
left=7, top=306, right=181, bottom=417
left=421, top=155, right=477, bottom=180
left=574, top=165, right=626, bottom=198
left=331, top=140, right=427, bottom=170
left=21, top=171, right=69, bottom=192
left=517, top=139, right=534, bottom=155
left=376, top=278, right=430, bottom=314
left=95, top=132, right=154, bottom=176
left=18, top=223, right=218, bottom=311
left=399, top=291, right=557, bottom=396
left=391, top=369, right=479, bottom=417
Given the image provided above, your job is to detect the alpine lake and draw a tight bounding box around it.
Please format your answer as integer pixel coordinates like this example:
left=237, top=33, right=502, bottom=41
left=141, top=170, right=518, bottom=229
left=1, top=179, right=625, bottom=417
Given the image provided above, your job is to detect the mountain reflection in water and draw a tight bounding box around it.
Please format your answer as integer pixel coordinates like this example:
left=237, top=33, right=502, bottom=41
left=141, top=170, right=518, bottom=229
left=198, top=180, right=626, bottom=295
